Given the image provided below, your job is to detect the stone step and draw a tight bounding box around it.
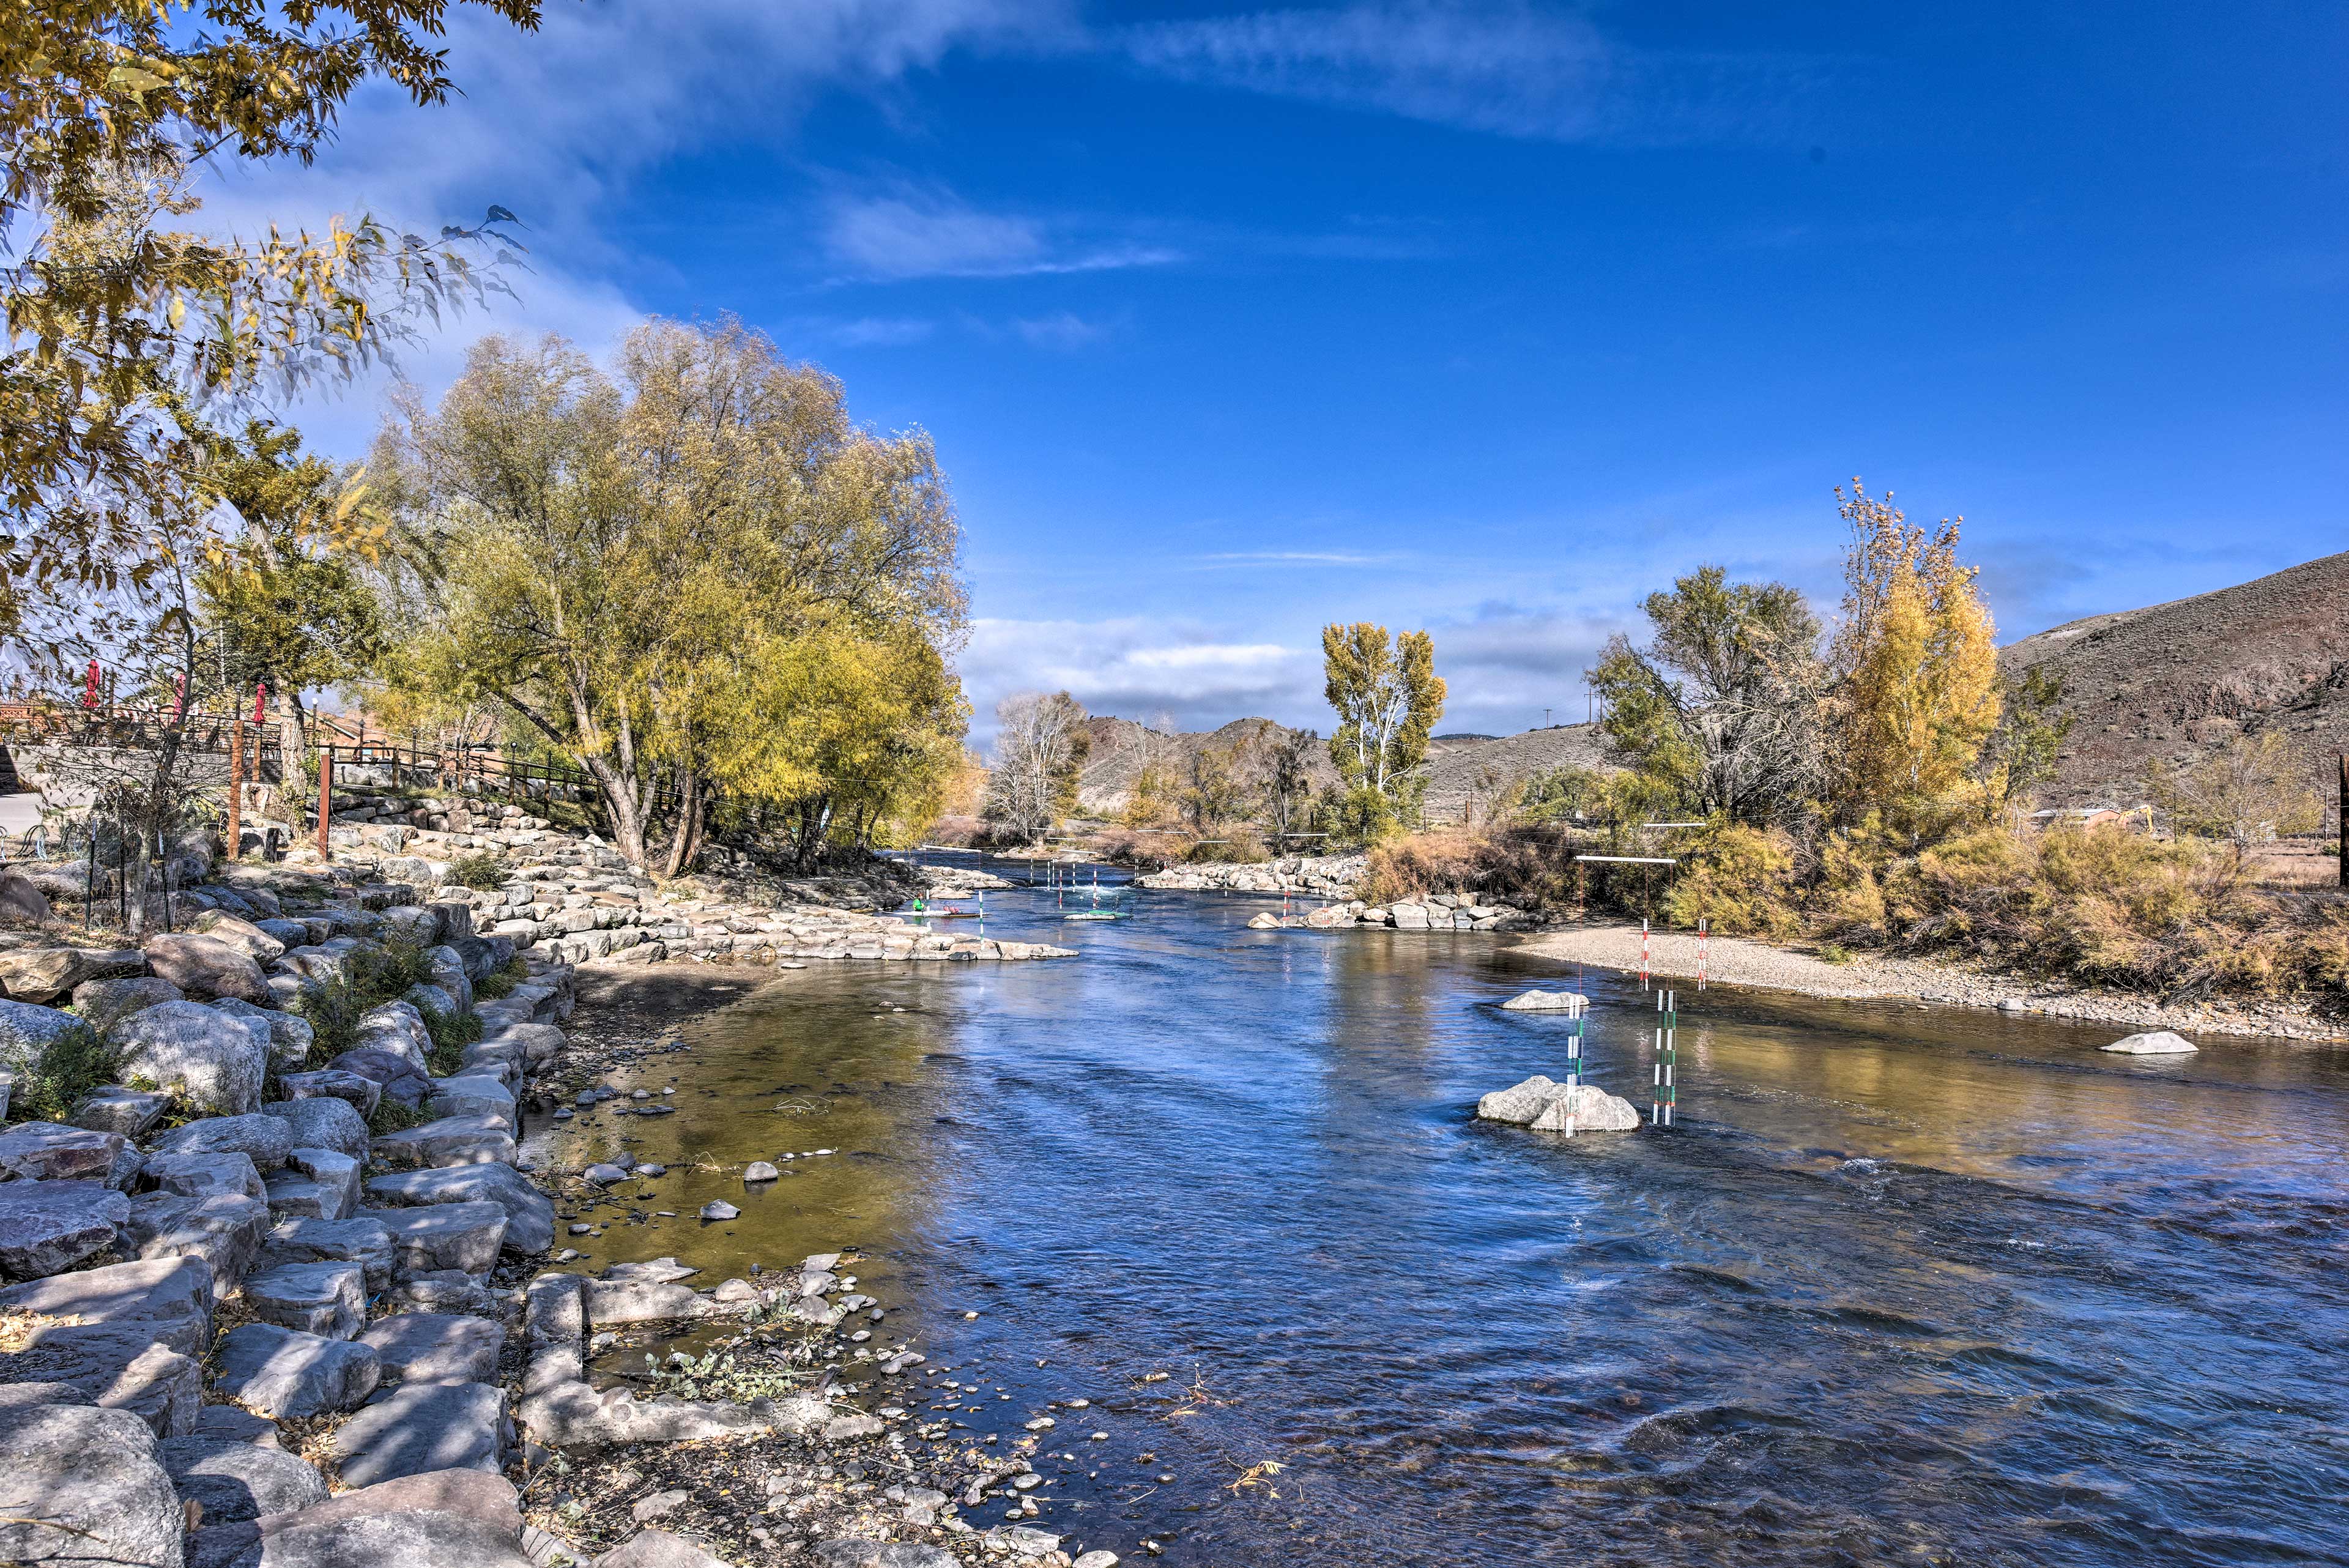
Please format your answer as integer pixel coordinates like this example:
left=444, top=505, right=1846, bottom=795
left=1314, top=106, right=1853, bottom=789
left=330, top=1380, right=510, bottom=1488
left=158, top=1432, right=328, bottom=1524
left=258, top=1216, right=395, bottom=1294
left=0, top=1321, right=202, bottom=1435
left=364, top=1203, right=509, bottom=1279
left=370, top=1114, right=518, bottom=1171
left=0, top=1178, right=130, bottom=1279
left=362, top=1163, right=554, bottom=1256
left=124, top=1191, right=271, bottom=1299
left=0, top=1254, right=214, bottom=1353
left=214, top=1322, right=380, bottom=1419
left=358, top=1312, right=505, bottom=1384
left=243, top=1260, right=367, bottom=1339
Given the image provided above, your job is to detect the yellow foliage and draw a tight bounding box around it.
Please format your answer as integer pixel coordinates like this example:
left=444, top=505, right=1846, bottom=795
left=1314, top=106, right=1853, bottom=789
left=1661, top=824, right=1802, bottom=938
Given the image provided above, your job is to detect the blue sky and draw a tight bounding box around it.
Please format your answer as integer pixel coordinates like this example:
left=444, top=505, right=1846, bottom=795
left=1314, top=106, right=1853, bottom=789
left=229, top=1, right=2349, bottom=738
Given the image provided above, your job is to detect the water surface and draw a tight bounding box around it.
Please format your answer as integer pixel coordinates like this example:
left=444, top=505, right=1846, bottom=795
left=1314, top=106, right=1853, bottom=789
left=536, top=864, right=2349, bottom=1567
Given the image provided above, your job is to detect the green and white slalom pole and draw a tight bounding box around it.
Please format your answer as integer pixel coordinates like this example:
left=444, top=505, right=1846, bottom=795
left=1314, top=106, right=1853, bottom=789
left=1566, top=991, right=1587, bottom=1086
left=1651, top=989, right=1678, bottom=1126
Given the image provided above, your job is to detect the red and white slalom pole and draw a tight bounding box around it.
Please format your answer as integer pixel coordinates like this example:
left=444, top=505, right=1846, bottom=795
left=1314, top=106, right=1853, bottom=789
left=1699, top=917, right=1709, bottom=991
left=1640, top=916, right=1651, bottom=990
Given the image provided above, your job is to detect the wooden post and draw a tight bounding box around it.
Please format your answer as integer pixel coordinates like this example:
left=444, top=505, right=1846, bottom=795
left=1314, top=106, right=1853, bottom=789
left=225, top=718, right=243, bottom=861
left=2339, top=753, right=2347, bottom=889
left=317, top=746, right=333, bottom=861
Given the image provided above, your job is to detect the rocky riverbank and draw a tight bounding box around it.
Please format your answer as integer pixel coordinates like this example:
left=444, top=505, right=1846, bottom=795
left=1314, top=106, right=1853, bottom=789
left=1137, top=853, right=1364, bottom=897
left=1512, top=922, right=2347, bottom=1042
left=0, top=823, right=1095, bottom=1567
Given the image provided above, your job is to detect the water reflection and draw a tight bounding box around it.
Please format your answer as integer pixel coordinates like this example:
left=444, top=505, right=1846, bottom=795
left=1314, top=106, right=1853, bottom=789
left=534, top=866, right=2349, bottom=1567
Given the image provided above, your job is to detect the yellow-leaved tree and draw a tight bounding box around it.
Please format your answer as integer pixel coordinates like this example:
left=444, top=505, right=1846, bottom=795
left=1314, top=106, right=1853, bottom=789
left=1830, top=481, right=2000, bottom=836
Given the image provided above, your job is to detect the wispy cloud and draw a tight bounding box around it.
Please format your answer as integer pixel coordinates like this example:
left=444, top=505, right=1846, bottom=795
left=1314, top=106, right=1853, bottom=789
left=1012, top=310, right=1115, bottom=349
left=1118, top=1, right=1819, bottom=145
left=1193, top=549, right=1409, bottom=567
left=822, top=187, right=1181, bottom=280
left=962, top=618, right=1319, bottom=737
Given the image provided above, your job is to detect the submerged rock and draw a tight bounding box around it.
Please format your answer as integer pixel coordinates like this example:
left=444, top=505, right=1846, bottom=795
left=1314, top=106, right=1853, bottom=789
left=1500, top=988, right=1587, bottom=1013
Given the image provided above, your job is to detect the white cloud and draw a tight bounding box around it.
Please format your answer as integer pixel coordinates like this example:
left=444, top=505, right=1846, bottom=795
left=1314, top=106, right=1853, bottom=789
left=1119, top=1, right=1817, bottom=145
left=961, top=618, right=1321, bottom=738
left=827, top=316, right=940, bottom=347
left=1011, top=310, right=1113, bottom=349
left=822, top=188, right=1181, bottom=281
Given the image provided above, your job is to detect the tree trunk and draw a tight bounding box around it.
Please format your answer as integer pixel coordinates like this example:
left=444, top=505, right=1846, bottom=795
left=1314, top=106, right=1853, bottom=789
left=662, top=766, right=704, bottom=879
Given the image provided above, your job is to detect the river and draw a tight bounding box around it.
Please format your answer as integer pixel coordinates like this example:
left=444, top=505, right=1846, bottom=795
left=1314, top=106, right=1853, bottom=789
left=532, top=861, right=2349, bottom=1567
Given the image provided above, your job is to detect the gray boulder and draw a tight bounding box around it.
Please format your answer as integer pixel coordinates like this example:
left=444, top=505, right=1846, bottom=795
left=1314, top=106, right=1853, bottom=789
left=604, top=1529, right=738, bottom=1567
left=284, top=1148, right=362, bottom=1216
left=243, top=1260, right=367, bottom=1340
left=0, top=1321, right=202, bottom=1435
left=225, top=1504, right=533, bottom=1567
left=0, top=946, right=146, bottom=1006
left=354, top=1001, right=434, bottom=1074
left=214, top=1323, right=380, bottom=1419
left=1529, top=1083, right=1643, bottom=1134
left=0, top=997, right=87, bottom=1072
left=148, top=1113, right=295, bottom=1169
left=423, top=946, right=474, bottom=1013
left=363, top=1163, right=554, bottom=1256
left=158, top=1433, right=327, bottom=1523
left=69, top=975, right=184, bottom=1034
left=0, top=1255, right=214, bottom=1354
left=423, top=1073, right=514, bottom=1125
left=143, top=932, right=273, bottom=1003
left=1500, top=987, right=1588, bottom=1013
left=275, top=1068, right=380, bottom=1118
left=0, top=1400, right=184, bottom=1567
left=370, top=1115, right=516, bottom=1171
left=0, top=1120, right=133, bottom=1185
left=257, top=1216, right=395, bottom=1294
left=403, top=982, right=459, bottom=1020
left=144, top=1150, right=267, bottom=1202
left=365, top=1202, right=508, bottom=1278
left=187, top=912, right=288, bottom=965
left=0, top=1178, right=130, bottom=1279
left=215, top=999, right=313, bottom=1069
left=124, top=1192, right=272, bottom=1296
left=72, top=1085, right=174, bottom=1138
left=259, top=1098, right=369, bottom=1161
left=325, top=1048, right=430, bottom=1109
left=108, top=1000, right=269, bottom=1115
left=330, top=1380, right=509, bottom=1488
left=1475, top=1074, right=1569, bottom=1124
left=358, top=1312, right=503, bottom=1384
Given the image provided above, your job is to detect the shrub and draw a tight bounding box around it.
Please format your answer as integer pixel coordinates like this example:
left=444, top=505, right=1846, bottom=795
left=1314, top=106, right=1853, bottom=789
left=448, top=852, right=507, bottom=892
left=1663, top=824, right=1802, bottom=938
left=1361, top=827, right=1578, bottom=912
left=10, top=1024, right=120, bottom=1123
left=367, top=1098, right=433, bottom=1135
left=473, top=954, right=529, bottom=1001
left=415, top=1000, right=482, bottom=1076
left=294, top=932, right=442, bottom=1066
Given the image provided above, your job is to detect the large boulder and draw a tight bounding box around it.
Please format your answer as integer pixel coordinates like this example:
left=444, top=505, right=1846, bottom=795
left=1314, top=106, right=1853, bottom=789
left=257, top=1217, right=396, bottom=1295
left=370, top=1115, right=516, bottom=1171
left=0, top=1120, right=134, bottom=1186
left=2101, top=1030, right=2199, bottom=1055
left=107, top=1000, right=269, bottom=1115
left=0, top=870, right=53, bottom=923
left=1500, top=988, right=1588, bottom=1013
left=188, top=912, right=288, bottom=965
left=123, top=1192, right=272, bottom=1296
left=354, top=1002, right=434, bottom=1074
left=358, top=1312, right=503, bottom=1384
left=0, top=997, right=86, bottom=1073
left=330, top=1380, right=509, bottom=1488
left=423, top=1074, right=514, bottom=1126
left=1475, top=1075, right=1641, bottom=1133
left=70, top=975, right=185, bottom=1034
left=144, top=1150, right=267, bottom=1202
left=363, top=1163, right=554, bottom=1256
left=327, top=1048, right=431, bottom=1109
left=0, top=1321, right=202, bottom=1435
left=215, top=999, right=314, bottom=1070
left=0, top=946, right=146, bottom=1006
left=0, top=1400, right=185, bottom=1567
left=147, top=1113, right=295, bottom=1169
left=365, top=1202, right=508, bottom=1277
left=158, top=1432, right=328, bottom=1524
left=142, top=932, right=273, bottom=1004
left=243, top=1260, right=367, bottom=1340
left=276, top=1069, right=380, bottom=1118
left=0, top=1178, right=131, bottom=1279
left=260, top=1098, right=369, bottom=1161
left=0, top=1255, right=215, bottom=1354
left=214, top=1323, right=380, bottom=1420
left=423, top=946, right=474, bottom=1013
left=223, top=1503, right=534, bottom=1567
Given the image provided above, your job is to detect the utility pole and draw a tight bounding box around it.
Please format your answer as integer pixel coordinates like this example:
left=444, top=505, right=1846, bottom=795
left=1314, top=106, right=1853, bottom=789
left=2338, top=753, right=2347, bottom=888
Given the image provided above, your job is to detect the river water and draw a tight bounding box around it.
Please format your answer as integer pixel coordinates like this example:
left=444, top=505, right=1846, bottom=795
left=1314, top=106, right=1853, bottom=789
left=536, top=863, right=2349, bottom=1567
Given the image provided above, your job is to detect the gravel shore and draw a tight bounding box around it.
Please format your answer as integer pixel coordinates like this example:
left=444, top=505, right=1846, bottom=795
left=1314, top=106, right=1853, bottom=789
left=1510, top=922, right=2346, bottom=1042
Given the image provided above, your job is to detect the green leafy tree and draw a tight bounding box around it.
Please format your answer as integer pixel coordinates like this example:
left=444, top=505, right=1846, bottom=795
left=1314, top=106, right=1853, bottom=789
left=1321, top=622, right=1444, bottom=838
left=1976, top=665, right=2074, bottom=817
left=3, top=2, right=537, bottom=661
left=1588, top=566, right=1826, bottom=824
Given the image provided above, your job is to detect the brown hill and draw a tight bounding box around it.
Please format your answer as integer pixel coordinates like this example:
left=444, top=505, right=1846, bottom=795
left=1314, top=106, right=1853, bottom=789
left=2000, top=550, right=2349, bottom=807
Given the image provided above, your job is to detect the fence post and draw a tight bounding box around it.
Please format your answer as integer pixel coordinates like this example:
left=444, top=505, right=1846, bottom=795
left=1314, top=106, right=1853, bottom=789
left=317, top=745, right=333, bottom=861
left=226, top=719, right=243, bottom=861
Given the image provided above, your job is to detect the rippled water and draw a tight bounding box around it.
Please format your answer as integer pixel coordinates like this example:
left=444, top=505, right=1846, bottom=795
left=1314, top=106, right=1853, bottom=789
left=535, top=863, right=2349, bottom=1567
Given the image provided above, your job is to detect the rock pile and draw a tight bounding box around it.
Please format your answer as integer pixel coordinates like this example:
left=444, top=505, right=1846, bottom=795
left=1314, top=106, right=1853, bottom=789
left=1475, top=1076, right=1641, bottom=1134
left=1139, top=853, right=1366, bottom=896
left=1247, top=892, right=1531, bottom=932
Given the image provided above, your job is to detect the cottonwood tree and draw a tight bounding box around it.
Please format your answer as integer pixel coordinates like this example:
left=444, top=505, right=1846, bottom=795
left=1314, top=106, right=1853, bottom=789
left=2148, top=731, right=2321, bottom=847
left=1321, top=622, right=1444, bottom=836
left=2, top=2, right=536, bottom=661
left=377, top=319, right=968, bottom=873
left=1262, top=726, right=1320, bottom=851
left=1587, top=566, right=1827, bottom=825
left=1976, top=665, right=2074, bottom=819
left=1830, top=481, right=2000, bottom=833
left=985, top=691, right=1090, bottom=843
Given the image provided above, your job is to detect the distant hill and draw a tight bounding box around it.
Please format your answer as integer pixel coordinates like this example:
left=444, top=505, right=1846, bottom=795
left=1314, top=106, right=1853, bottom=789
left=2001, top=550, right=2349, bottom=807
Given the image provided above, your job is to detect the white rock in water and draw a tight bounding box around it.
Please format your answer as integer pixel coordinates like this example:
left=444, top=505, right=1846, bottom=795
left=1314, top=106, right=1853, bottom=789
left=2100, top=1030, right=2199, bottom=1055
left=1531, top=1084, right=1642, bottom=1134
left=744, top=1162, right=779, bottom=1183
left=700, top=1201, right=740, bottom=1222
left=1475, top=1075, right=1639, bottom=1134
left=1501, top=989, right=1587, bottom=1013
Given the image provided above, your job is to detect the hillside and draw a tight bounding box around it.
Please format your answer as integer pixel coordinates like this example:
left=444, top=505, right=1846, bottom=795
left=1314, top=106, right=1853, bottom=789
left=1419, top=723, right=1612, bottom=824
left=2001, top=550, right=2349, bottom=807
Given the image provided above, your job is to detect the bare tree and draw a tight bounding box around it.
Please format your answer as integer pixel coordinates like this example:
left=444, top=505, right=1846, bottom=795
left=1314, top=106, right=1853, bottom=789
left=985, top=692, right=1091, bottom=844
